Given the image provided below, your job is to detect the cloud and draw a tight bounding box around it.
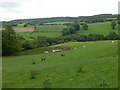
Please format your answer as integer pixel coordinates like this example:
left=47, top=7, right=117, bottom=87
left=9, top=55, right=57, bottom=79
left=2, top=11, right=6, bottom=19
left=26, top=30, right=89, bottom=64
left=0, top=0, right=23, bottom=13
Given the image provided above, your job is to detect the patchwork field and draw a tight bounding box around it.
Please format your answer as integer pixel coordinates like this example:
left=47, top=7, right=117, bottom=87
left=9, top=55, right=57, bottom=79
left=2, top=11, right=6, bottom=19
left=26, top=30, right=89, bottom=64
left=0, top=28, right=34, bottom=32
left=2, top=40, right=118, bottom=88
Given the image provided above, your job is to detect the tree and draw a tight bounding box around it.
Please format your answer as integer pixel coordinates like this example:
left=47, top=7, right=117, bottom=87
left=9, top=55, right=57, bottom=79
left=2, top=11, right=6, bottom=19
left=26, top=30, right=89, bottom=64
left=22, top=41, right=35, bottom=50
left=82, top=23, right=88, bottom=30
left=111, top=20, right=117, bottom=29
left=71, top=22, right=80, bottom=31
left=2, top=24, right=21, bottom=56
left=106, top=32, right=118, bottom=40
left=62, top=28, right=70, bottom=36
left=23, top=24, right=28, bottom=27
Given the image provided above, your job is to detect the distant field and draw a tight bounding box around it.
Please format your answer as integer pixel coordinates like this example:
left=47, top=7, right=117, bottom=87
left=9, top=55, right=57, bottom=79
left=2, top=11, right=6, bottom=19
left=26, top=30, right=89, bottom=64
left=17, top=25, right=64, bottom=40
left=18, top=32, right=61, bottom=40
left=77, top=22, right=118, bottom=35
left=13, top=23, right=25, bottom=28
left=44, top=21, right=73, bottom=24
left=0, top=28, right=34, bottom=32
left=2, top=40, right=118, bottom=88
left=36, top=25, right=65, bottom=32
left=14, top=28, right=34, bottom=32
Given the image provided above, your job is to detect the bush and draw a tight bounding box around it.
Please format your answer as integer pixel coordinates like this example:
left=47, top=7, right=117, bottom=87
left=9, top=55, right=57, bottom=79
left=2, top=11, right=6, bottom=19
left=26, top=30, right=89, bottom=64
left=22, top=41, right=35, bottom=50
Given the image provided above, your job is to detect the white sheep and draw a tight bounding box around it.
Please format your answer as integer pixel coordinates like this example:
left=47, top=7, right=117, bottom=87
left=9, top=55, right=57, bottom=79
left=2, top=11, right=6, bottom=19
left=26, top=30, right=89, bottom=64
left=112, top=41, right=114, bottom=43
left=74, top=47, right=77, bottom=50
left=83, top=45, right=86, bottom=48
left=44, top=51, right=49, bottom=53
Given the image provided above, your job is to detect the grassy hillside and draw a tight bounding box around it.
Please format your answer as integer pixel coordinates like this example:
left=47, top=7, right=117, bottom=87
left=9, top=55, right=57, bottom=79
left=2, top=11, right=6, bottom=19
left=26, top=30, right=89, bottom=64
left=2, top=40, right=118, bottom=88
left=77, top=22, right=118, bottom=35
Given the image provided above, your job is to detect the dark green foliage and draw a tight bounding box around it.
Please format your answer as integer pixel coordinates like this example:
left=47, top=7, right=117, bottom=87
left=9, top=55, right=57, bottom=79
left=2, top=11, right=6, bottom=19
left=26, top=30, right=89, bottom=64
left=62, top=22, right=80, bottom=36
left=2, top=24, right=21, bottom=56
left=106, top=32, right=118, bottom=40
left=71, top=22, right=80, bottom=30
left=82, top=23, right=88, bottom=30
left=41, top=57, right=46, bottom=61
left=62, top=26, right=75, bottom=36
left=61, top=53, right=65, bottom=56
left=23, top=24, right=28, bottom=27
left=111, top=20, right=117, bottom=29
left=22, top=41, right=35, bottom=50
left=35, top=36, right=49, bottom=47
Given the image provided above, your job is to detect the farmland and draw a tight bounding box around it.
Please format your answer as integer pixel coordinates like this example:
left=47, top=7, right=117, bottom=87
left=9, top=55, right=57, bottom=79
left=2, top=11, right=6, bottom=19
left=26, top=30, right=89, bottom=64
left=16, top=22, right=118, bottom=40
left=2, top=40, right=118, bottom=88
left=77, top=22, right=118, bottom=35
left=2, top=14, right=119, bottom=88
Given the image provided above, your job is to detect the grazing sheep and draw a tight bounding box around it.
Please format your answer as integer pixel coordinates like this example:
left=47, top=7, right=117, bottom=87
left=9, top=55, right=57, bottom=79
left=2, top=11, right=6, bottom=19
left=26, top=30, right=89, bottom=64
left=112, top=41, right=114, bottom=43
left=74, top=47, right=77, bottom=50
left=44, top=51, right=49, bottom=53
left=53, top=49, right=62, bottom=53
left=61, top=53, right=65, bottom=56
left=41, top=57, right=46, bottom=61
left=32, top=62, right=35, bottom=64
left=83, top=45, right=86, bottom=48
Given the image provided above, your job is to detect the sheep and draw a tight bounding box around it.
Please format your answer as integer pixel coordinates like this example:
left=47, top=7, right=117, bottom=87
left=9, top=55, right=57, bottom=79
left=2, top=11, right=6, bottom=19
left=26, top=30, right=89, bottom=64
left=61, top=53, right=65, bottom=56
left=44, top=51, right=49, bottom=54
left=41, top=57, right=46, bottom=61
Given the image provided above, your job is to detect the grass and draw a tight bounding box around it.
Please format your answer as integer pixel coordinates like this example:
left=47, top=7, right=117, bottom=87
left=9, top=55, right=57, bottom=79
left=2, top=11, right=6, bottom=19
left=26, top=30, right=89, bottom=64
left=17, top=32, right=61, bottom=40
left=77, top=22, right=118, bottom=35
left=44, top=21, right=73, bottom=24
left=13, top=23, right=25, bottom=28
left=36, top=25, right=64, bottom=32
left=2, top=40, right=118, bottom=88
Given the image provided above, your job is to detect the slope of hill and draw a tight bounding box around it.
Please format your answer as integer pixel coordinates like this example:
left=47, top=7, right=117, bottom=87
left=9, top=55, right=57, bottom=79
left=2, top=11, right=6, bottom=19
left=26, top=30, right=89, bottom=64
left=2, top=40, right=118, bottom=88
left=77, top=22, right=118, bottom=35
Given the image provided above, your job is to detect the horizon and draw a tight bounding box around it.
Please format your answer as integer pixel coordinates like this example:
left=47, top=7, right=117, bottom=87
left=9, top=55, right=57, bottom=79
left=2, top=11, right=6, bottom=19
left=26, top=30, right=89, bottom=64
left=0, top=13, right=117, bottom=22
left=0, top=0, right=119, bottom=21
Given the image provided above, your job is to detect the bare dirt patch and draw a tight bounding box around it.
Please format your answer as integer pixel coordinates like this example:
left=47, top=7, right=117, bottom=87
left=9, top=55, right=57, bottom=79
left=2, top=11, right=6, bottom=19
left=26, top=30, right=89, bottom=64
left=0, top=28, right=34, bottom=32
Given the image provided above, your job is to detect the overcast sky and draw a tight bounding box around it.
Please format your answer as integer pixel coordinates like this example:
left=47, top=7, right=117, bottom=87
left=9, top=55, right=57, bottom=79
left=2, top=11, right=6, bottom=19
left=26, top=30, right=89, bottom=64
left=0, top=0, right=119, bottom=21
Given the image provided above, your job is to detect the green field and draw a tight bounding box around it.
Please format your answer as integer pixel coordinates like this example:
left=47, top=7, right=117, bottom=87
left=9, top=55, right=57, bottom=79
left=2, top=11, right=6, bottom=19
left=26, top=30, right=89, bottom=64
left=77, top=22, right=118, bottom=35
left=44, top=21, right=73, bottom=24
left=36, top=25, right=65, bottom=32
left=17, top=25, right=64, bottom=40
left=13, top=23, right=25, bottom=28
left=18, top=32, right=61, bottom=40
left=2, top=40, right=118, bottom=88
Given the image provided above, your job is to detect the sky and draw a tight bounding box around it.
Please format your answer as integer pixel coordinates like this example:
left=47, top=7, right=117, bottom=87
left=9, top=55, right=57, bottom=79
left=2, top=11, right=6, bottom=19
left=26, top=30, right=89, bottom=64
left=0, top=0, right=119, bottom=21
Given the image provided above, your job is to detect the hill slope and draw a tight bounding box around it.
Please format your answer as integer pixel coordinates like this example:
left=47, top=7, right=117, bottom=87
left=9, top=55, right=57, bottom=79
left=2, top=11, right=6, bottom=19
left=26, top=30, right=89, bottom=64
left=2, top=40, right=118, bottom=88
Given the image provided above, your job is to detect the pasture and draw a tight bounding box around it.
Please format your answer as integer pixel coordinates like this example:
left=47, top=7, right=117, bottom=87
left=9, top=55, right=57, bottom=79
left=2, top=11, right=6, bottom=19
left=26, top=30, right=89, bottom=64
left=17, top=25, right=64, bottom=40
left=44, top=21, right=73, bottom=24
left=77, top=22, right=118, bottom=35
left=2, top=40, right=118, bottom=88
